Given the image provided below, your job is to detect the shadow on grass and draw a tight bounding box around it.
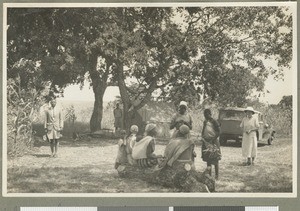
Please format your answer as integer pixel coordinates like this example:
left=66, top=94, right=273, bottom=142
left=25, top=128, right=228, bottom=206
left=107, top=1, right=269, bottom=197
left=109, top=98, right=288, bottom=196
left=217, top=162, right=292, bottom=193
left=33, top=137, right=119, bottom=148
left=32, top=154, right=51, bottom=158
left=7, top=166, right=170, bottom=193
left=221, top=142, right=271, bottom=148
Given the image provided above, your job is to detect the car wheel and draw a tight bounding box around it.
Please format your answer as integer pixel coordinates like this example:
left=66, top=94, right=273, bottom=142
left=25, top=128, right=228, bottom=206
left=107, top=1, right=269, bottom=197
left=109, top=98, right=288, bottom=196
left=268, top=137, right=273, bottom=145
left=220, top=137, right=227, bottom=146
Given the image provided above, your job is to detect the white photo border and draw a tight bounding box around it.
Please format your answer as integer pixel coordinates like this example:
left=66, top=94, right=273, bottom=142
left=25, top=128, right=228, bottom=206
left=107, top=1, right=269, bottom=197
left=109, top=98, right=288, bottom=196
left=2, top=1, right=297, bottom=198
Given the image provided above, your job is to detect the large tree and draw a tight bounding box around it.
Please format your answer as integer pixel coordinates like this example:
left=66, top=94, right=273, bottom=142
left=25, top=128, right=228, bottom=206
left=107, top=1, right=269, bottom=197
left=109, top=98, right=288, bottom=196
left=7, top=8, right=118, bottom=132
left=7, top=6, right=293, bottom=133
left=108, top=6, right=293, bottom=129
left=181, top=6, right=292, bottom=106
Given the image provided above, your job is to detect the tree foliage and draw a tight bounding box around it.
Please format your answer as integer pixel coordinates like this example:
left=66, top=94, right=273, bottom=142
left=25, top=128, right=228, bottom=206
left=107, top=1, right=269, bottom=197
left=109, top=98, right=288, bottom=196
left=7, top=6, right=293, bottom=133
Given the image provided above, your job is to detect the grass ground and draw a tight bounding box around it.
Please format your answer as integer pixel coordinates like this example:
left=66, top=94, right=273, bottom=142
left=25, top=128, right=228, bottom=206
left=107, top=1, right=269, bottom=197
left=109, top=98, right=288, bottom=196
left=6, top=136, right=292, bottom=193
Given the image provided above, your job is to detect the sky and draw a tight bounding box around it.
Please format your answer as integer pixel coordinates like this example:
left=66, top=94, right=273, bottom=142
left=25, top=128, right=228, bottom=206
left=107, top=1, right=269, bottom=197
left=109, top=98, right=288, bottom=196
left=60, top=67, right=294, bottom=105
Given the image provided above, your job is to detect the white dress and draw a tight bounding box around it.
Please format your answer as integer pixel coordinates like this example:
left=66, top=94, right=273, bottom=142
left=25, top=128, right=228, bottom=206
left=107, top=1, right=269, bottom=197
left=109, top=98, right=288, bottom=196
left=240, top=116, right=259, bottom=158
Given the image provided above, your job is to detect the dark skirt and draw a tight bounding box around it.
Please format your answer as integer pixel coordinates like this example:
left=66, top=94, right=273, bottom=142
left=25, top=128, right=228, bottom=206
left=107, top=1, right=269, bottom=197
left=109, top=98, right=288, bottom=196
left=201, top=139, right=221, bottom=164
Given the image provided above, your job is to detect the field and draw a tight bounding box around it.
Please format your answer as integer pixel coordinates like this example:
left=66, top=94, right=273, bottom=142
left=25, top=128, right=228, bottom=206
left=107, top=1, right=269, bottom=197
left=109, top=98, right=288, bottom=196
left=6, top=136, right=293, bottom=194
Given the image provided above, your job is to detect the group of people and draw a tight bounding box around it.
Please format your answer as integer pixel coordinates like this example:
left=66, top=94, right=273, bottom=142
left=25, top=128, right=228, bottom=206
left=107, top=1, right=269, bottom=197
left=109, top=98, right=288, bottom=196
left=114, top=101, right=221, bottom=179
left=115, top=101, right=260, bottom=181
left=43, top=97, right=259, bottom=177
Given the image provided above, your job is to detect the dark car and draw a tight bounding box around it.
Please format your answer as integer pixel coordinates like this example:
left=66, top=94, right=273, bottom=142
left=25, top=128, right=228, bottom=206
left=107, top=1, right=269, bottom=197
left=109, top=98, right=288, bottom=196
left=218, top=107, right=275, bottom=146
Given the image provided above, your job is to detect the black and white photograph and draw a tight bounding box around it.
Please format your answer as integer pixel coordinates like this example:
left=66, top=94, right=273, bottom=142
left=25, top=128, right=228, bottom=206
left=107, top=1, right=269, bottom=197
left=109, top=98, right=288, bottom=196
left=2, top=2, right=297, bottom=197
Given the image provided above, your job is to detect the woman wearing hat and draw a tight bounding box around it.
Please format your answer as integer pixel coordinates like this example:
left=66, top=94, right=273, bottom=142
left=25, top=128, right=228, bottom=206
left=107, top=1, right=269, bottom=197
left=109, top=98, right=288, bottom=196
left=132, top=123, right=158, bottom=168
left=170, top=101, right=193, bottom=138
left=240, top=107, right=259, bottom=166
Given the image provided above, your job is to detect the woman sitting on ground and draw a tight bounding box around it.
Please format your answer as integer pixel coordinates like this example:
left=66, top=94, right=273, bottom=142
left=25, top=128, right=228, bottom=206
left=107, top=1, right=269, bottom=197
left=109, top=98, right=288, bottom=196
left=132, top=123, right=158, bottom=168
left=160, top=125, right=196, bottom=170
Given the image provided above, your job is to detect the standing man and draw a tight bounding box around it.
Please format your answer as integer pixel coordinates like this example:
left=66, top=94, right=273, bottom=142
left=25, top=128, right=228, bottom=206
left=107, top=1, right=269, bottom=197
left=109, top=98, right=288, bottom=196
left=44, top=98, right=64, bottom=158
left=113, top=103, right=123, bottom=132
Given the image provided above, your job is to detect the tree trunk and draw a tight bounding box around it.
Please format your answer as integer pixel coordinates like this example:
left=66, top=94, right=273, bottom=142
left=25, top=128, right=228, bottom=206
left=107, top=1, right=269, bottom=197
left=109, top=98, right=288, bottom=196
left=115, top=62, right=158, bottom=133
left=89, top=56, right=109, bottom=133
left=90, top=86, right=106, bottom=132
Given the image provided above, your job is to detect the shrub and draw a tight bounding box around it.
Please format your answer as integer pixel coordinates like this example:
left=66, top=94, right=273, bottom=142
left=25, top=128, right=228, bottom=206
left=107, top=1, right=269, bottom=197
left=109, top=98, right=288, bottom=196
left=7, top=59, right=50, bottom=157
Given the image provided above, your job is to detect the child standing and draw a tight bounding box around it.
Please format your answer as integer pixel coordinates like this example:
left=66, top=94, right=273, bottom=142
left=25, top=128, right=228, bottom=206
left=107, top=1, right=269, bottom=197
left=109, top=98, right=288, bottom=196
left=115, top=125, right=139, bottom=169
left=124, top=125, right=139, bottom=165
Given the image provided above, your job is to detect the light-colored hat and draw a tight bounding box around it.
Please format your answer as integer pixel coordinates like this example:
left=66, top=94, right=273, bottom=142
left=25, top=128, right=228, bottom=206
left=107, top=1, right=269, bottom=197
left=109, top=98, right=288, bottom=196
left=130, top=125, right=139, bottom=133
left=179, top=125, right=190, bottom=135
left=145, top=123, right=156, bottom=133
left=244, top=106, right=255, bottom=113
left=179, top=101, right=188, bottom=108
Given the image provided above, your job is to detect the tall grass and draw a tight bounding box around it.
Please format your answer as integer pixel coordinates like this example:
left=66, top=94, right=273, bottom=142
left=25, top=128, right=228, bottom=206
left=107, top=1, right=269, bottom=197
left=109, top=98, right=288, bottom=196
left=32, top=101, right=292, bottom=139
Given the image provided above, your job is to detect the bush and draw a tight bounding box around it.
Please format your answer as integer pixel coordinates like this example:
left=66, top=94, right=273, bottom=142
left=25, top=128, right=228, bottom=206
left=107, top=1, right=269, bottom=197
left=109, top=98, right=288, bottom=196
left=264, top=106, right=292, bottom=136
left=7, top=59, right=50, bottom=157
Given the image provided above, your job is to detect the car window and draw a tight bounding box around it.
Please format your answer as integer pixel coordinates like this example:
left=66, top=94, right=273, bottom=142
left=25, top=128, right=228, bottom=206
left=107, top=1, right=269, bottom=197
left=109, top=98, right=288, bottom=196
left=219, top=110, right=244, bottom=120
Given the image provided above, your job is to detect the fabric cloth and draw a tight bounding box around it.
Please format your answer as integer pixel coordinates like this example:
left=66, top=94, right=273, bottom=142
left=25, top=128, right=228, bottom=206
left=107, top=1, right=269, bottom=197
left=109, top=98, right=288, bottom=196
left=132, top=136, right=155, bottom=159
left=240, top=116, right=259, bottom=158
left=113, top=108, right=123, bottom=128
left=201, top=118, right=221, bottom=164
left=145, top=123, right=156, bottom=133
left=163, top=137, right=195, bottom=167
left=179, top=101, right=188, bottom=107
left=201, top=139, right=221, bottom=164
left=44, top=106, right=63, bottom=140
left=203, top=121, right=217, bottom=140
left=179, top=125, right=190, bottom=135
left=137, top=158, right=158, bottom=168
left=124, top=134, right=136, bottom=154
left=170, top=112, right=192, bottom=138
left=124, top=134, right=137, bottom=165
left=202, top=118, right=220, bottom=140
left=115, top=142, right=127, bottom=169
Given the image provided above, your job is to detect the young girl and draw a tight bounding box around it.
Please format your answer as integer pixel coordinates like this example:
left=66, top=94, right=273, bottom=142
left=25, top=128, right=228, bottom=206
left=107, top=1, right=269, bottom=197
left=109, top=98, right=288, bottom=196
left=124, top=125, right=139, bottom=165
left=115, top=125, right=139, bottom=169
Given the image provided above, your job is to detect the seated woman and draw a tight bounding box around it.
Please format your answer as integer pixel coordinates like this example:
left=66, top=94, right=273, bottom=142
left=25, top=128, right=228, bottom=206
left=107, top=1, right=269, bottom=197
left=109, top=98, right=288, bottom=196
left=161, top=125, right=195, bottom=170
left=132, top=123, right=158, bottom=168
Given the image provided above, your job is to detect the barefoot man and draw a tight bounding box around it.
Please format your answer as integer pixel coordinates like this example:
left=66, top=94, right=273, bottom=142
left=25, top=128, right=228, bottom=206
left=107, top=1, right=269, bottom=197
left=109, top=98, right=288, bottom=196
left=44, top=98, right=64, bottom=157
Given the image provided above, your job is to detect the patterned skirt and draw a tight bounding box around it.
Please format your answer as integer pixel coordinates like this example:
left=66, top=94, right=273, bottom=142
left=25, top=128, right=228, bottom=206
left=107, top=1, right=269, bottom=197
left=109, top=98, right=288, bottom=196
left=137, top=158, right=158, bottom=168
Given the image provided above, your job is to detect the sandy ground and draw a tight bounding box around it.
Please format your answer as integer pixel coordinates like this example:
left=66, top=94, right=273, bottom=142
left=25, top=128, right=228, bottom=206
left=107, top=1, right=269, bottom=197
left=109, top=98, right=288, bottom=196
left=6, top=137, right=293, bottom=193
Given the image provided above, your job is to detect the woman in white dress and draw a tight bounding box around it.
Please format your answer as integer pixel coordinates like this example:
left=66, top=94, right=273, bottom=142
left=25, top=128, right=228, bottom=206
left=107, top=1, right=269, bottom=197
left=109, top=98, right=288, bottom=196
left=240, top=107, right=259, bottom=165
